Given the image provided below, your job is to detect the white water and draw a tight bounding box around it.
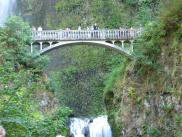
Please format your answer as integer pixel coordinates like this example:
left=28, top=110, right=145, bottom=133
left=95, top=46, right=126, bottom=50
left=70, top=116, right=112, bottom=137
left=0, top=0, right=16, bottom=24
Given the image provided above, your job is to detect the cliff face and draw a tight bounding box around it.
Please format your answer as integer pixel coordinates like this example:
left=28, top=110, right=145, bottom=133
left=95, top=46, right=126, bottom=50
left=108, top=59, right=182, bottom=136
left=16, top=0, right=58, bottom=28
left=106, top=1, right=182, bottom=136
left=17, top=0, right=152, bottom=29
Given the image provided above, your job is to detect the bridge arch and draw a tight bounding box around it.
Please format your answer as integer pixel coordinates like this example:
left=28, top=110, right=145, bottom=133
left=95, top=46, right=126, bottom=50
left=31, top=40, right=134, bottom=59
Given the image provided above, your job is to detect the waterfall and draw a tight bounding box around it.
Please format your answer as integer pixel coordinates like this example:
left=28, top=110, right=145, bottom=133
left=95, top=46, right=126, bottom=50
left=70, top=116, right=112, bottom=137
left=0, top=0, right=16, bottom=24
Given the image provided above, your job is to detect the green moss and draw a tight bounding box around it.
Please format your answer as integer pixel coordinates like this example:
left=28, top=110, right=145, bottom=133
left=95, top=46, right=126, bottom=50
left=147, top=127, right=161, bottom=137
left=176, top=132, right=182, bottom=137
left=104, top=59, right=127, bottom=96
left=108, top=111, right=122, bottom=137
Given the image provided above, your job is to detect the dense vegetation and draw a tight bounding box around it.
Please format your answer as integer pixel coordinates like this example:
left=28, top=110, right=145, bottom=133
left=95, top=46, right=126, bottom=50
left=46, top=46, right=125, bottom=116
left=0, top=17, right=71, bottom=137
left=17, top=0, right=160, bottom=28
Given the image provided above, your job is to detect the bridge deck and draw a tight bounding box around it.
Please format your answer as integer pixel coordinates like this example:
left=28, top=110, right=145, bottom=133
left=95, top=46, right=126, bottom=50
left=31, top=29, right=141, bottom=41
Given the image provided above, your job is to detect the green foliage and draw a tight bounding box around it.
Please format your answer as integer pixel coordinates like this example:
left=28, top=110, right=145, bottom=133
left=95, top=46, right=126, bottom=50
left=127, top=87, right=136, bottom=99
left=48, top=64, right=106, bottom=116
left=108, top=111, right=122, bottom=137
left=55, top=0, right=131, bottom=28
left=159, top=0, right=182, bottom=32
left=104, top=59, right=127, bottom=96
left=147, top=127, right=161, bottom=137
left=4, top=16, right=31, bottom=42
left=1, top=106, right=71, bottom=137
left=161, top=104, right=174, bottom=113
left=135, top=0, right=182, bottom=75
left=0, top=16, right=70, bottom=136
left=175, top=114, right=182, bottom=127
left=176, top=132, right=182, bottom=137
left=46, top=45, right=125, bottom=116
left=134, top=21, right=165, bottom=74
left=174, top=114, right=182, bottom=137
left=30, top=107, right=72, bottom=137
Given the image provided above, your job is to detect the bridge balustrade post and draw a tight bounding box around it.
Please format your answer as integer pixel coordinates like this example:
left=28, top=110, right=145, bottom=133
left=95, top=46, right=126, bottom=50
left=62, top=31, right=65, bottom=40
left=111, top=30, right=113, bottom=39
left=85, top=31, right=88, bottom=39
left=126, top=30, right=129, bottom=39
left=98, top=31, right=100, bottom=39
left=69, top=31, right=72, bottom=39
left=101, top=30, right=105, bottom=39
left=110, top=30, right=112, bottom=39
left=80, top=31, right=82, bottom=39
left=83, top=31, right=85, bottom=39
left=116, top=30, right=119, bottom=39
left=112, top=30, right=114, bottom=39
left=107, top=30, right=109, bottom=39
left=74, top=31, right=77, bottom=39
left=123, top=30, right=125, bottom=39
left=71, top=31, right=73, bottom=39
left=115, top=30, right=118, bottom=39
left=87, top=31, right=90, bottom=39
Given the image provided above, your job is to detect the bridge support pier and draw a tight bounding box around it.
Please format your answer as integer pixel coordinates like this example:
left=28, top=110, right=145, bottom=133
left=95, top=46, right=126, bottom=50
left=121, top=40, right=124, bottom=48
left=31, top=42, right=33, bottom=53
left=130, top=40, right=134, bottom=52
left=40, top=42, right=43, bottom=50
left=49, top=41, right=53, bottom=47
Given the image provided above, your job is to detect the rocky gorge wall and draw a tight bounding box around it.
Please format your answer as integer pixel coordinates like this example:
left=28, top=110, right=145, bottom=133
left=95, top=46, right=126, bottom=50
left=16, top=0, right=58, bottom=28
left=106, top=1, right=182, bottom=136
left=107, top=58, right=182, bottom=136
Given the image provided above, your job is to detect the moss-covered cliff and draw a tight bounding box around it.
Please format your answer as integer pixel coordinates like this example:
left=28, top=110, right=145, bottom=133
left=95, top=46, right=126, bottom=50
left=106, top=0, right=182, bottom=136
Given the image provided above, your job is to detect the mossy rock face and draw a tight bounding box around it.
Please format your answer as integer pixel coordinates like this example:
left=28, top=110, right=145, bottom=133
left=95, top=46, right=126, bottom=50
left=104, top=90, right=114, bottom=105
left=104, top=1, right=182, bottom=136
left=104, top=90, right=122, bottom=137
left=108, top=110, right=123, bottom=137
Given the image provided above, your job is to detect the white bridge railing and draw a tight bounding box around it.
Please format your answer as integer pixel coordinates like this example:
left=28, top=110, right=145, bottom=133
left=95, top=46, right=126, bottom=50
left=31, top=29, right=141, bottom=41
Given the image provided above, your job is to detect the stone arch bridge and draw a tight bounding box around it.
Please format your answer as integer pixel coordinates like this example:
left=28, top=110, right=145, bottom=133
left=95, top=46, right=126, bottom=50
left=31, top=28, right=142, bottom=58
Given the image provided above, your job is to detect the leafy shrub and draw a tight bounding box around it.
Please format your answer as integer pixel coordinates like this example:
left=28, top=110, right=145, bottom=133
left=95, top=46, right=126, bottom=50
left=147, top=127, right=161, bottom=137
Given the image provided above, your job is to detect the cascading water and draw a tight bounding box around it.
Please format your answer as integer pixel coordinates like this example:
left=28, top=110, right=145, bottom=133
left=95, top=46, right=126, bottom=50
left=70, top=116, right=112, bottom=137
left=0, top=0, right=16, bottom=24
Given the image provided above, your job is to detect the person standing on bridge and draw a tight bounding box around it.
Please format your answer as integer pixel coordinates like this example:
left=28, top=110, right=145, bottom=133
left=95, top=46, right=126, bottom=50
left=130, top=27, right=135, bottom=38
left=119, top=27, right=124, bottom=38
left=78, top=25, right=81, bottom=31
left=37, top=26, right=43, bottom=37
left=32, top=26, right=36, bottom=31
left=93, top=23, right=98, bottom=30
left=77, top=25, right=82, bottom=39
left=38, top=26, right=43, bottom=31
left=93, top=23, right=99, bottom=38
